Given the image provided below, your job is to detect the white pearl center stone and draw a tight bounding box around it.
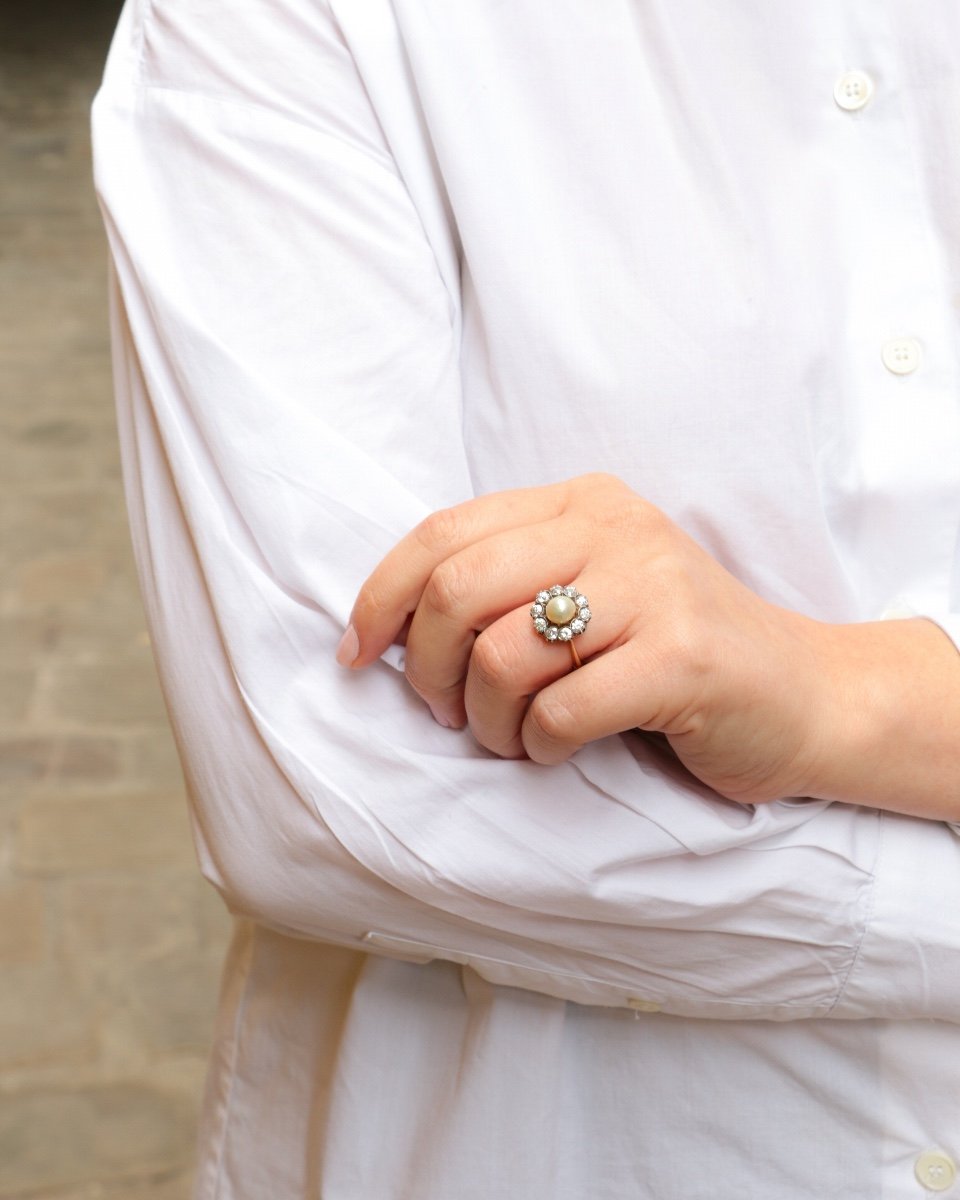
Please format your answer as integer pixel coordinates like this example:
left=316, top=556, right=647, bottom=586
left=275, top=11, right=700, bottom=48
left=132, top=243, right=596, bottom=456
left=545, top=595, right=577, bottom=625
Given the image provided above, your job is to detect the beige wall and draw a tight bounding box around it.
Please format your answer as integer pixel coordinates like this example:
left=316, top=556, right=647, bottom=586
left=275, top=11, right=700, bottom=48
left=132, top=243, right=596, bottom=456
left=0, top=5, right=232, bottom=1196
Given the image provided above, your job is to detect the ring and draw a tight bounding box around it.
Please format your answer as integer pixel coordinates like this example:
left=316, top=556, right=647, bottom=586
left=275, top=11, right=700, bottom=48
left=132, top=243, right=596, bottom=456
left=530, top=584, right=592, bottom=669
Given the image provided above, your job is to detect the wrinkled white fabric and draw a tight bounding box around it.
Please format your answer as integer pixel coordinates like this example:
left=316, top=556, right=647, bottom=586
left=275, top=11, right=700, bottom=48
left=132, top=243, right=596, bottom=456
left=93, top=1, right=960, bottom=1196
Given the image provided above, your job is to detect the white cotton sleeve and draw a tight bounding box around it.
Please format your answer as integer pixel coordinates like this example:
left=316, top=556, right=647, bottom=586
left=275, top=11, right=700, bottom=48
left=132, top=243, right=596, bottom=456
left=930, top=614, right=960, bottom=654
left=92, top=0, right=960, bottom=1022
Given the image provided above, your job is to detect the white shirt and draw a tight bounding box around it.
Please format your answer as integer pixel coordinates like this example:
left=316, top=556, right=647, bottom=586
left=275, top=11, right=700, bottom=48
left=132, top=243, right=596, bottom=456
left=93, top=1, right=960, bottom=1196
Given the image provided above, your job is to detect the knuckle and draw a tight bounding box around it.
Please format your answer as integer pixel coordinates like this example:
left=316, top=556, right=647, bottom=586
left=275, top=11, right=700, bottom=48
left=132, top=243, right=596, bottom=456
left=569, top=472, right=651, bottom=535
left=572, top=470, right=625, bottom=494
left=404, top=660, right=454, bottom=704
left=602, top=503, right=643, bottom=545
left=422, top=559, right=473, bottom=617
left=351, top=576, right=395, bottom=626
left=626, top=490, right=657, bottom=527
left=619, top=489, right=659, bottom=533
left=526, top=691, right=574, bottom=748
left=414, top=506, right=465, bottom=556
left=469, top=630, right=516, bottom=692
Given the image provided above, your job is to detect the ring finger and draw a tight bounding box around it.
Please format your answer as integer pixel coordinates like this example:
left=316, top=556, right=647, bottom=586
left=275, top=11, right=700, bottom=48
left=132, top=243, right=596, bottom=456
left=403, top=521, right=591, bottom=724
left=464, top=575, right=621, bottom=757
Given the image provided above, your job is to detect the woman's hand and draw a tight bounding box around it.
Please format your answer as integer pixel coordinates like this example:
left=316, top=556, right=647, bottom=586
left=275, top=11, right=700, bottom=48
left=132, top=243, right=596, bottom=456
left=338, top=473, right=960, bottom=816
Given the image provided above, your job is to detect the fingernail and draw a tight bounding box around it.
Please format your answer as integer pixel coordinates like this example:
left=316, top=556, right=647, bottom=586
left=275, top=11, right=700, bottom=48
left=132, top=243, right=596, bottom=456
left=335, top=624, right=360, bottom=667
left=429, top=704, right=453, bottom=729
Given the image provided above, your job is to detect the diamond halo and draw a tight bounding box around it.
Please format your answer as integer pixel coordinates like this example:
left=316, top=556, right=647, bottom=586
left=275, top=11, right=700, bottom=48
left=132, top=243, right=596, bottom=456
left=530, top=584, right=591, bottom=645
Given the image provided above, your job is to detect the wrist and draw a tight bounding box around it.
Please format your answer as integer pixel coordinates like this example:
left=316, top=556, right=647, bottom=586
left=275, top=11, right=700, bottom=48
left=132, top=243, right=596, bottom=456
left=801, top=617, right=960, bottom=817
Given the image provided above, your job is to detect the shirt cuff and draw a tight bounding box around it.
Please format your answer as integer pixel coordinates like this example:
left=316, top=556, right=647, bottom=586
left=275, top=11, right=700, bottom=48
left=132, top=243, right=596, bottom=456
left=832, top=809, right=960, bottom=1019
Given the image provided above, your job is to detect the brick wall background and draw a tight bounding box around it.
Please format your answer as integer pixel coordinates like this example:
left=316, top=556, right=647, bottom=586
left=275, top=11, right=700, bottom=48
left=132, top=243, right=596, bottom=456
left=0, top=4, right=232, bottom=1195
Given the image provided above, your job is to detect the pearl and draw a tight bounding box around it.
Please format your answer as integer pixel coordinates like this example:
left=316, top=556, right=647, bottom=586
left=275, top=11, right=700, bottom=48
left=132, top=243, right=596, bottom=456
left=545, top=595, right=577, bottom=625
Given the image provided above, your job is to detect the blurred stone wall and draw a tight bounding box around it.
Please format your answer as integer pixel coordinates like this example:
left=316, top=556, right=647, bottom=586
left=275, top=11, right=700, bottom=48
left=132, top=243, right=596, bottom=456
left=0, top=4, right=232, bottom=1196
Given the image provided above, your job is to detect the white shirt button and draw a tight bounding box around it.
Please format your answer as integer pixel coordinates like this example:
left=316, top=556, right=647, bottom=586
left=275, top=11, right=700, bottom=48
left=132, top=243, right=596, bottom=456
left=881, top=337, right=922, bottom=375
left=834, top=70, right=874, bottom=111
left=626, top=997, right=662, bottom=1014
left=915, top=1149, right=957, bottom=1192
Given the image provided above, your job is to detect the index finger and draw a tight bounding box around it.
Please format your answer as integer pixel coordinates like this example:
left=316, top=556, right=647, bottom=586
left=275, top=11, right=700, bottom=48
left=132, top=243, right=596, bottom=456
left=342, top=479, right=572, bottom=667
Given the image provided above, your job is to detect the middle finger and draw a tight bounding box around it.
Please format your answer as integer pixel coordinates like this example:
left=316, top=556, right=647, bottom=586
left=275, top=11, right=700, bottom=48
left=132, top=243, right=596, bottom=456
left=403, top=517, right=590, bottom=725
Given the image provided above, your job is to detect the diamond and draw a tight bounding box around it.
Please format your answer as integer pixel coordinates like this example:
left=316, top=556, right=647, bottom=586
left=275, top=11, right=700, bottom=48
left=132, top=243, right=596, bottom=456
left=533, top=617, right=547, bottom=633
left=536, top=591, right=550, bottom=605
left=570, top=618, right=585, bottom=634
left=545, top=626, right=559, bottom=641
left=530, top=603, right=544, bottom=617
left=575, top=595, right=588, bottom=608
left=549, top=585, right=563, bottom=596
left=579, top=607, right=592, bottom=622
left=563, top=585, right=578, bottom=598
left=558, top=626, right=573, bottom=641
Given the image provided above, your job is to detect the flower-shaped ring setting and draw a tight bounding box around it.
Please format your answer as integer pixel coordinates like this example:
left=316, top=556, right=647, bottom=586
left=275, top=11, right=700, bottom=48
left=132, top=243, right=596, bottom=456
left=530, top=584, right=592, bottom=667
